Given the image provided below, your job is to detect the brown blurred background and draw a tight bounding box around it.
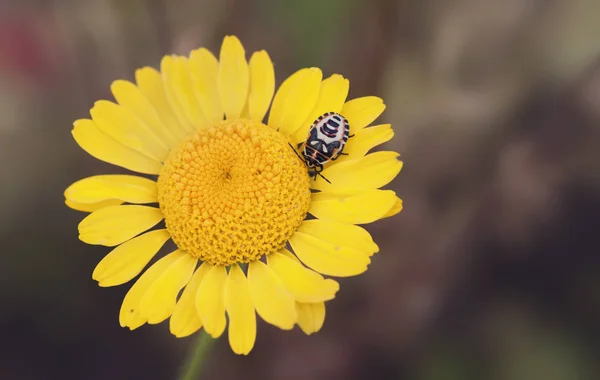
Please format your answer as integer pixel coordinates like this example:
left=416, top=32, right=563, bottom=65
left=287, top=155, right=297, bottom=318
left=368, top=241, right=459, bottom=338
left=1, top=0, right=600, bottom=379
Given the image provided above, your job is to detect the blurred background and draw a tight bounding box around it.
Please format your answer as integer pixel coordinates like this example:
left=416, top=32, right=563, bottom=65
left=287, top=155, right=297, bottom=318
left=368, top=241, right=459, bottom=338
left=1, top=0, right=600, bottom=379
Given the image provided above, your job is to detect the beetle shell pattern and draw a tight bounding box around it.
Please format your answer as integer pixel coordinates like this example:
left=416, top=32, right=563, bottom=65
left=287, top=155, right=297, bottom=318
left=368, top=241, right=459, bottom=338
left=302, top=112, right=350, bottom=174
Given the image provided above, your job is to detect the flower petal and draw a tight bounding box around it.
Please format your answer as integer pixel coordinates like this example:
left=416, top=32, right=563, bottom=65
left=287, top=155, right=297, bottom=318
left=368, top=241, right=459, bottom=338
left=313, top=151, right=403, bottom=191
left=161, top=56, right=208, bottom=131
left=309, top=189, right=398, bottom=225
left=257, top=251, right=327, bottom=334
left=296, top=302, right=325, bottom=335
left=267, top=252, right=339, bottom=303
left=268, top=67, right=322, bottom=136
left=382, top=196, right=403, bottom=218
left=65, top=175, right=157, bottom=205
left=135, top=67, right=188, bottom=140
left=170, top=263, right=211, bottom=338
left=291, top=74, right=349, bottom=144
left=157, top=59, right=193, bottom=133
left=72, top=119, right=162, bottom=175
left=268, top=69, right=302, bottom=128
left=248, top=50, right=275, bottom=122
left=78, top=205, right=163, bottom=246
left=225, top=264, right=257, bottom=355
left=139, top=252, right=197, bottom=324
left=337, top=124, right=394, bottom=162
left=119, top=250, right=182, bottom=329
left=189, top=48, right=223, bottom=123
left=341, top=96, right=386, bottom=132
left=110, top=80, right=179, bottom=149
left=297, top=220, right=379, bottom=256
left=92, top=229, right=170, bottom=287
left=289, top=230, right=370, bottom=277
left=90, top=100, right=170, bottom=161
left=218, top=35, right=249, bottom=119
left=65, top=199, right=122, bottom=213
left=279, top=248, right=301, bottom=262
left=247, top=260, right=297, bottom=330
left=195, top=264, right=227, bottom=338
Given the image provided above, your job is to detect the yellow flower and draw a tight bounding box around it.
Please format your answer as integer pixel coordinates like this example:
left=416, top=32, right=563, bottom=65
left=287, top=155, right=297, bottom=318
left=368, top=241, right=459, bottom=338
left=65, top=35, right=402, bottom=355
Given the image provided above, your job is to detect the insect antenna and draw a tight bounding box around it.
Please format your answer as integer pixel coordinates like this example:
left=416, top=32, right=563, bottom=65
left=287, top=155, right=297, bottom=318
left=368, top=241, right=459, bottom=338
left=288, top=142, right=332, bottom=184
left=287, top=142, right=308, bottom=168
left=315, top=171, right=332, bottom=184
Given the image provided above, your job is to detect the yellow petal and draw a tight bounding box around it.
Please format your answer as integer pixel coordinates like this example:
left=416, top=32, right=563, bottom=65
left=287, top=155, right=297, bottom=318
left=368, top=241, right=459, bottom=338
left=268, top=67, right=322, bottom=136
left=170, top=263, right=211, bottom=338
left=139, top=252, right=197, bottom=324
left=161, top=55, right=208, bottom=131
left=93, top=229, right=170, bottom=287
left=195, top=264, right=227, bottom=338
left=72, top=119, right=162, bottom=175
left=247, top=260, right=297, bottom=329
left=309, top=189, right=398, bottom=225
left=296, top=302, right=325, bottom=335
left=218, top=35, right=249, bottom=119
left=119, top=250, right=182, bottom=329
left=267, top=252, right=339, bottom=303
left=155, top=60, right=192, bottom=133
left=288, top=231, right=370, bottom=277
left=78, top=205, right=163, bottom=246
left=110, top=80, right=179, bottom=148
left=278, top=247, right=343, bottom=339
left=224, top=264, right=257, bottom=355
left=297, top=220, right=379, bottom=256
left=247, top=50, right=275, bottom=122
left=135, top=67, right=188, bottom=141
left=65, top=199, right=122, bottom=213
left=291, top=74, right=350, bottom=143
left=382, top=196, right=403, bottom=219
left=65, top=175, right=157, bottom=205
left=90, top=100, right=169, bottom=161
left=279, top=248, right=301, bottom=263
left=338, top=124, right=394, bottom=162
left=313, top=151, right=403, bottom=191
left=341, top=96, right=386, bottom=132
left=268, top=69, right=302, bottom=128
left=189, top=48, right=223, bottom=123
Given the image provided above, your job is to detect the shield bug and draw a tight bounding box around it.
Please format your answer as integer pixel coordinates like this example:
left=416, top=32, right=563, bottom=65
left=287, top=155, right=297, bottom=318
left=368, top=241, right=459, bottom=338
left=289, top=112, right=351, bottom=184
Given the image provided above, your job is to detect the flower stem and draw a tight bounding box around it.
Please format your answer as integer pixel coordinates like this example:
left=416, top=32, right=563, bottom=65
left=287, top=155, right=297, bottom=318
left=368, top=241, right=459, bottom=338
left=179, top=330, right=217, bottom=380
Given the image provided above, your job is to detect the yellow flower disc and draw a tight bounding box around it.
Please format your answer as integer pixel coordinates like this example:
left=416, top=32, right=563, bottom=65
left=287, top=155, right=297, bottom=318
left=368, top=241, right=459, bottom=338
left=158, top=119, right=311, bottom=266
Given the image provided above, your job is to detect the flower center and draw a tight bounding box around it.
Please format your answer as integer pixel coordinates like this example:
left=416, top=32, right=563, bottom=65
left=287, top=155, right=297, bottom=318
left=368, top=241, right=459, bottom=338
left=157, top=119, right=311, bottom=266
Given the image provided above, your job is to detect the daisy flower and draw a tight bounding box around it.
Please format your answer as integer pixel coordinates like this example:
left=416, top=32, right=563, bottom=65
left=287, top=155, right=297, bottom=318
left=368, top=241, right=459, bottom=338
left=65, top=35, right=403, bottom=355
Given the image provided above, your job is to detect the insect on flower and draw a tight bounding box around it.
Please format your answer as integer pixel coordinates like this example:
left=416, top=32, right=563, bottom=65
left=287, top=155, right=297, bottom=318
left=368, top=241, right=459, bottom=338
left=64, top=35, right=403, bottom=356
left=289, top=112, right=352, bottom=183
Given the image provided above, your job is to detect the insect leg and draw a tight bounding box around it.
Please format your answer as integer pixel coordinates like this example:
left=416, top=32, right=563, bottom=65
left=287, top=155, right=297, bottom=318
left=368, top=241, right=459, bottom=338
left=331, top=152, right=349, bottom=161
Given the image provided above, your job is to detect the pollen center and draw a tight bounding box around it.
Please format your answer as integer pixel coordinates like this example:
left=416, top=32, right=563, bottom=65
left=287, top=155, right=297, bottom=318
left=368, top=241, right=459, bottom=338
left=157, top=119, right=311, bottom=266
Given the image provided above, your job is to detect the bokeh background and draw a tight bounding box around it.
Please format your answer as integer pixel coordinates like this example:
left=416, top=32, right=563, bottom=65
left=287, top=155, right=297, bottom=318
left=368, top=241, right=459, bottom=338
left=2, top=0, right=600, bottom=379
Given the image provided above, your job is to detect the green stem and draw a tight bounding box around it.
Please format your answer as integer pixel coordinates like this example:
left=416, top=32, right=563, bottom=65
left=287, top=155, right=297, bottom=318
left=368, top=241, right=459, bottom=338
left=179, top=330, right=217, bottom=380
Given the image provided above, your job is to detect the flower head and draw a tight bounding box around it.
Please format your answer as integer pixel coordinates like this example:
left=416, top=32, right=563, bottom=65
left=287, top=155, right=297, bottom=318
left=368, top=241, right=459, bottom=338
left=65, top=35, right=403, bottom=355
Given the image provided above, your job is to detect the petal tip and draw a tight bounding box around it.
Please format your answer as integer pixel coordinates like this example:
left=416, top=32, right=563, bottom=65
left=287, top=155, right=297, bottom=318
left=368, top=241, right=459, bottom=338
left=96, top=280, right=113, bottom=288
left=222, top=35, right=244, bottom=50
left=110, top=79, right=127, bottom=89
